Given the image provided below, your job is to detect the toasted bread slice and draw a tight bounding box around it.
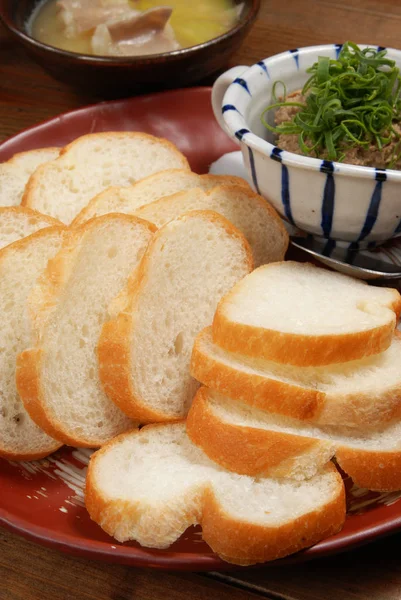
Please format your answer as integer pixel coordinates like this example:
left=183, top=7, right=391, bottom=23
left=16, top=214, right=155, bottom=448
left=134, top=185, right=289, bottom=267
left=72, top=169, right=250, bottom=226
left=187, top=387, right=337, bottom=480
left=191, top=328, right=401, bottom=429
left=85, top=422, right=345, bottom=566
left=0, top=226, right=65, bottom=460
left=0, top=206, right=61, bottom=250
left=186, top=388, right=401, bottom=491
left=0, top=147, right=59, bottom=207
left=98, top=211, right=253, bottom=422
left=213, top=262, right=401, bottom=366
left=22, top=132, right=190, bottom=224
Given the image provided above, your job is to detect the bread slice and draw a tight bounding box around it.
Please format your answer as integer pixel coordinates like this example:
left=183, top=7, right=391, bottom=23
left=16, top=214, right=156, bottom=448
left=0, top=226, right=66, bottom=460
left=213, top=261, right=401, bottom=367
left=71, top=169, right=251, bottom=227
left=0, top=147, right=59, bottom=207
left=134, top=185, right=289, bottom=267
left=22, top=133, right=190, bottom=224
left=187, top=387, right=337, bottom=480
left=98, top=211, right=253, bottom=423
left=186, top=388, right=401, bottom=492
left=191, top=328, right=401, bottom=429
left=0, top=207, right=61, bottom=251
left=85, top=422, right=345, bottom=566
left=71, top=169, right=250, bottom=227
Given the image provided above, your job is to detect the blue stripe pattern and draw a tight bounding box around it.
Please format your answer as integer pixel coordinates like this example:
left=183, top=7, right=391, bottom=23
left=235, top=128, right=250, bottom=141
left=320, top=161, right=335, bottom=238
left=257, top=61, right=270, bottom=78
left=377, top=45, right=386, bottom=52
left=289, top=48, right=299, bottom=69
left=222, top=104, right=240, bottom=114
left=270, top=147, right=283, bottom=162
left=233, top=78, right=251, bottom=95
left=269, top=148, right=294, bottom=223
left=248, top=147, right=260, bottom=194
left=358, top=169, right=386, bottom=241
left=281, top=163, right=294, bottom=224
left=335, top=44, right=343, bottom=58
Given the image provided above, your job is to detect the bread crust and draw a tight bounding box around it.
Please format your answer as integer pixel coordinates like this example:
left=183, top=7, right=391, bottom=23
left=85, top=424, right=346, bottom=566
left=336, top=447, right=401, bottom=492
left=3, top=147, right=59, bottom=166
left=186, top=387, right=334, bottom=478
left=213, top=262, right=401, bottom=367
left=71, top=171, right=252, bottom=228
left=0, top=226, right=66, bottom=459
left=191, top=328, right=401, bottom=428
left=16, top=214, right=156, bottom=447
left=22, top=132, right=190, bottom=212
left=0, top=206, right=61, bottom=226
left=134, top=184, right=289, bottom=267
left=98, top=210, right=254, bottom=422
left=202, top=463, right=345, bottom=565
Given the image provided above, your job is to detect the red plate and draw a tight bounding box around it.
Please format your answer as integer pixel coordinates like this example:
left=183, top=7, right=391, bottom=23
left=1, top=88, right=401, bottom=570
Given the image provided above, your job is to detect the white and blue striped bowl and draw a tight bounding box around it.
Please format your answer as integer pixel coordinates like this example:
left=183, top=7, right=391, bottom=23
left=211, top=44, right=401, bottom=248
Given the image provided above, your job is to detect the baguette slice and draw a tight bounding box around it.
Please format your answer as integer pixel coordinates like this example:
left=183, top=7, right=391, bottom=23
left=22, top=132, right=190, bottom=224
left=187, top=387, right=337, bottom=480
left=16, top=214, right=156, bottom=447
left=0, top=206, right=61, bottom=250
left=213, top=261, right=401, bottom=367
left=72, top=169, right=250, bottom=226
left=85, top=422, right=345, bottom=566
left=0, top=226, right=66, bottom=460
left=191, top=328, right=401, bottom=429
left=0, top=147, right=59, bottom=207
left=187, top=388, right=401, bottom=491
left=98, top=210, right=253, bottom=422
left=134, top=185, right=289, bottom=267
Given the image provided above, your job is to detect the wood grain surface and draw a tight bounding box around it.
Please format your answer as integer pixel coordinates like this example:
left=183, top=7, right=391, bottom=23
left=2, top=1, right=401, bottom=599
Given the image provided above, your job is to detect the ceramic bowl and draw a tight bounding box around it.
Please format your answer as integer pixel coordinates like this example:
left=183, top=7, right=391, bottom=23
left=212, top=44, right=401, bottom=248
left=0, top=0, right=260, bottom=97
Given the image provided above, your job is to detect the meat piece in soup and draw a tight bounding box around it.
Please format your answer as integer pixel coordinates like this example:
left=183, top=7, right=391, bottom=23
left=57, top=0, right=134, bottom=37
left=92, top=7, right=180, bottom=56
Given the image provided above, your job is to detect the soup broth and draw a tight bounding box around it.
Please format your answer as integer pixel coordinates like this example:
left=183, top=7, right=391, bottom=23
left=30, top=0, right=239, bottom=56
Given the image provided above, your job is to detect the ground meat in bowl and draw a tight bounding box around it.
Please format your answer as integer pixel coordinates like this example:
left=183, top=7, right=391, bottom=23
left=275, top=90, right=401, bottom=169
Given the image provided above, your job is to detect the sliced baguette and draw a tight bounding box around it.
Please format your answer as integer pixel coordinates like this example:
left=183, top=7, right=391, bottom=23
left=213, top=261, right=401, bottom=367
left=0, top=147, right=59, bottom=207
left=85, top=422, right=345, bottom=566
left=22, top=133, right=190, bottom=224
left=71, top=169, right=250, bottom=227
left=0, top=206, right=61, bottom=250
left=16, top=214, right=156, bottom=447
left=186, top=388, right=401, bottom=491
left=187, top=387, right=337, bottom=480
left=134, top=185, right=289, bottom=267
left=0, top=226, right=65, bottom=460
left=191, top=328, right=401, bottom=429
left=98, top=210, right=253, bottom=422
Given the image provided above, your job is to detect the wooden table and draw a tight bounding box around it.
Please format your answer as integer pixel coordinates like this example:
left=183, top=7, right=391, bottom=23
left=2, top=1, right=401, bottom=598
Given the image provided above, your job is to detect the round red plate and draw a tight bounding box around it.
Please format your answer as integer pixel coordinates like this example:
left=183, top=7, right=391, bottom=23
left=1, top=88, right=401, bottom=570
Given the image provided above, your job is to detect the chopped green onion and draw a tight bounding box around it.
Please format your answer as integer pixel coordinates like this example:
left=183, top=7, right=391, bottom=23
left=261, top=41, right=401, bottom=166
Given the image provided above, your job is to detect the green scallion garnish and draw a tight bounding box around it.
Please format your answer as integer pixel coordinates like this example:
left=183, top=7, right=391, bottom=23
left=261, top=41, right=401, bottom=165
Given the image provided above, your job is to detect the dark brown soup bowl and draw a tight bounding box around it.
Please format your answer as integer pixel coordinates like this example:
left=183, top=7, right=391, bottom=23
left=0, top=0, right=260, bottom=97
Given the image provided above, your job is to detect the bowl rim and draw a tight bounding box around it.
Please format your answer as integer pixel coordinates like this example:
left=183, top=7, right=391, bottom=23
left=221, top=42, right=401, bottom=181
left=0, top=0, right=261, bottom=64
